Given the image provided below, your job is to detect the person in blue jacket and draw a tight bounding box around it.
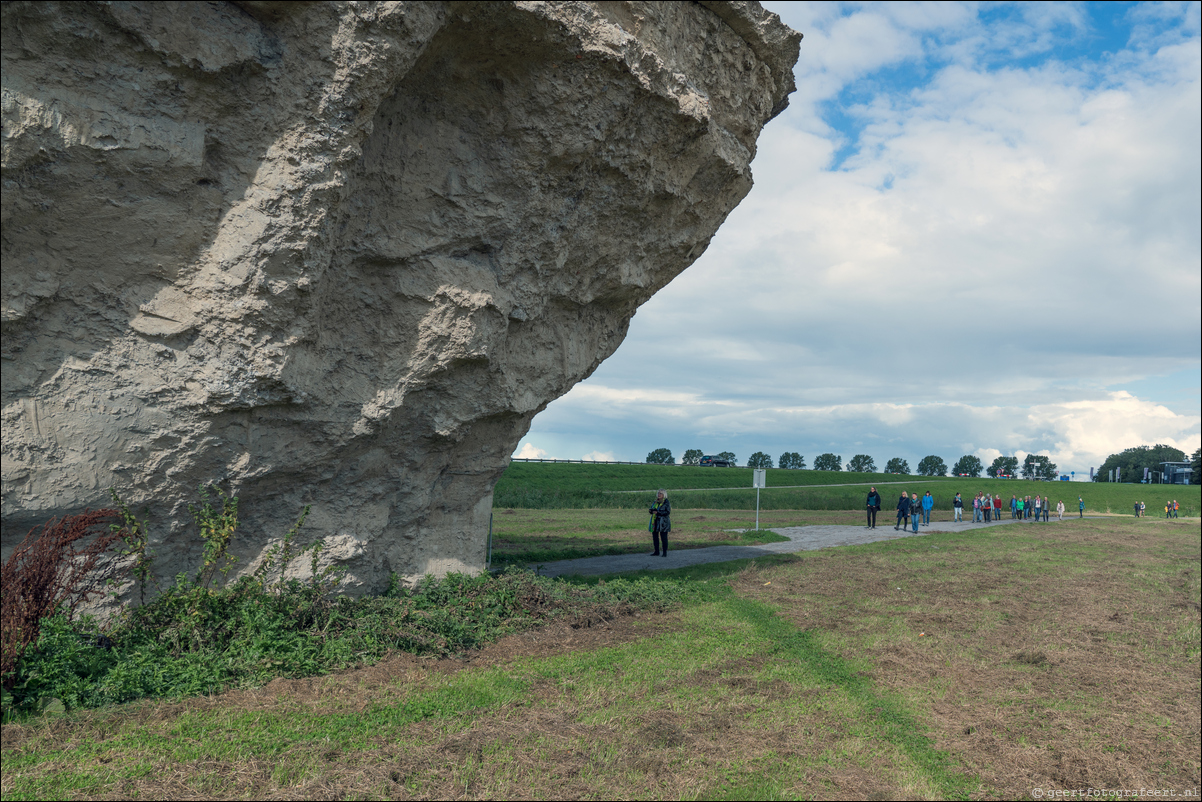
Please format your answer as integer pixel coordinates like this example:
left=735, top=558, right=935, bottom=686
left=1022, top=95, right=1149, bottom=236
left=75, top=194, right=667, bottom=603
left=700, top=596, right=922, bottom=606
left=921, top=491, right=934, bottom=525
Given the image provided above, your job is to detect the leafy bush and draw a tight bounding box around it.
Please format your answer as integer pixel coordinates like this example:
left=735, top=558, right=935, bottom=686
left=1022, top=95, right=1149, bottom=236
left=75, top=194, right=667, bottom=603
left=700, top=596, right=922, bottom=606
left=778, top=452, right=805, bottom=470
left=917, top=455, right=947, bottom=477
left=847, top=454, right=875, bottom=472
left=1, top=510, right=123, bottom=689
left=681, top=449, right=703, bottom=466
left=988, top=455, right=1018, bottom=478
left=746, top=451, right=772, bottom=469
left=814, top=453, right=842, bottom=472
left=646, top=448, right=674, bottom=464
left=5, top=569, right=686, bottom=718
left=952, top=455, right=983, bottom=477
left=1022, top=454, right=1058, bottom=481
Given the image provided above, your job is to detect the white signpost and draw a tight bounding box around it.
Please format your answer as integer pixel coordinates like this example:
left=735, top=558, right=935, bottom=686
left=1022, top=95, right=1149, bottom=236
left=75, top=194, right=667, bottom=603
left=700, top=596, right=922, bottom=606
left=753, top=469, right=766, bottom=531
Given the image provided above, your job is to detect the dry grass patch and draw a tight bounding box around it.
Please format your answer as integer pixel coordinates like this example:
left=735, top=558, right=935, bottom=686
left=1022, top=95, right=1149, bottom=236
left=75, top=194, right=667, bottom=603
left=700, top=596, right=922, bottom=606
left=732, top=517, right=1201, bottom=799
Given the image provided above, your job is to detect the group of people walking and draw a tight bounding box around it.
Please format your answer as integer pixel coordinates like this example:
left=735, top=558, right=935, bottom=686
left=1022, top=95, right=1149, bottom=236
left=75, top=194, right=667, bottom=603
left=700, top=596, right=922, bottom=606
left=1134, top=500, right=1182, bottom=518
left=864, top=487, right=935, bottom=532
left=864, top=487, right=1088, bottom=529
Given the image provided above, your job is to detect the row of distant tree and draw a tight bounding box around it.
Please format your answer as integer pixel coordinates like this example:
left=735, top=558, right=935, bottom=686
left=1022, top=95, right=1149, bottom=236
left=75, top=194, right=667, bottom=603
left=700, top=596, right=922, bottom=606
left=647, top=448, right=1061, bottom=480
left=1093, top=444, right=1200, bottom=484
left=648, top=444, right=1202, bottom=484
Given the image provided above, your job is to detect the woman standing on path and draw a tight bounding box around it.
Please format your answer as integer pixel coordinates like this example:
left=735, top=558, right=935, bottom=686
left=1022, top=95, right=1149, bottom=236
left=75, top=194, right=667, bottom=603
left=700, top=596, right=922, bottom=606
left=910, top=493, right=922, bottom=533
left=896, top=491, right=910, bottom=530
left=1016, top=496, right=1025, bottom=519
left=648, top=489, right=671, bottom=557
left=1056, top=499, right=1065, bottom=520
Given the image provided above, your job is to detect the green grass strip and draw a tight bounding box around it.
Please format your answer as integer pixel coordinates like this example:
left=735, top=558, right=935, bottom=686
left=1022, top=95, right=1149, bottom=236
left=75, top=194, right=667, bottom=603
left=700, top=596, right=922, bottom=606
left=726, top=594, right=975, bottom=799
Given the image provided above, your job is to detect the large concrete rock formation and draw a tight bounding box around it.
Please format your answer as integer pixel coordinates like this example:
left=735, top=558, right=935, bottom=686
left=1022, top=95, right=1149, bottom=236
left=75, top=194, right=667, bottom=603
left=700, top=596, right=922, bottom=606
left=1, top=1, right=800, bottom=590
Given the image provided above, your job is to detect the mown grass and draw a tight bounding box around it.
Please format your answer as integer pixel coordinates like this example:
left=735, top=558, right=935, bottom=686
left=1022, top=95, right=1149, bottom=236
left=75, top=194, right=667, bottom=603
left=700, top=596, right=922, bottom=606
left=0, top=567, right=976, bottom=800
left=489, top=508, right=794, bottom=566
left=494, top=462, right=1201, bottom=515
left=4, top=516, right=1197, bottom=799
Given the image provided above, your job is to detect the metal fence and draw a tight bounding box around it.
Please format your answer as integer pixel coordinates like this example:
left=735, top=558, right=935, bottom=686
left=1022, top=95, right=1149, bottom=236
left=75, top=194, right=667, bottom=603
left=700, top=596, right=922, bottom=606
left=509, top=457, right=655, bottom=465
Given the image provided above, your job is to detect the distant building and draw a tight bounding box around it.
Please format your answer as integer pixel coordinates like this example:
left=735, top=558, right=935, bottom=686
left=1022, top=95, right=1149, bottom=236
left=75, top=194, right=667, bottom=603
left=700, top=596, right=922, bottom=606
left=1160, top=461, right=1192, bottom=485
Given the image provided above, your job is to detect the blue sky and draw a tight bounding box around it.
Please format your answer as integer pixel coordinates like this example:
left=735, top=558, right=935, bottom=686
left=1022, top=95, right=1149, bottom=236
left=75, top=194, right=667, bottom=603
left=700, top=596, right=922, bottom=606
left=514, top=1, right=1201, bottom=476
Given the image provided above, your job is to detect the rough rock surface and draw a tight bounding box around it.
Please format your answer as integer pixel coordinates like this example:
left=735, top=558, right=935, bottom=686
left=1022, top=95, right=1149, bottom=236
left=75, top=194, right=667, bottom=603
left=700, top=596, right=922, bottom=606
left=1, top=1, right=800, bottom=592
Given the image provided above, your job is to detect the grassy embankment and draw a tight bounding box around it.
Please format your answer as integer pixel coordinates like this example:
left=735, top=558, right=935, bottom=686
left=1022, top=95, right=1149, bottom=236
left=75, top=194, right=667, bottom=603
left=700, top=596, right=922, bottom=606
left=488, top=462, right=1200, bottom=565
left=494, top=461, right=1200, bottom=514
left=3, top=516, right=1197, bottom=800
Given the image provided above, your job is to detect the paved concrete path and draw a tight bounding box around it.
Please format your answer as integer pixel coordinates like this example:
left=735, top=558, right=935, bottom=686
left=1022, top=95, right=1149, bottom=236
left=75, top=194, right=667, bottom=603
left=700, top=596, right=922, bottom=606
left=539, top=516, right=1082, bottom=578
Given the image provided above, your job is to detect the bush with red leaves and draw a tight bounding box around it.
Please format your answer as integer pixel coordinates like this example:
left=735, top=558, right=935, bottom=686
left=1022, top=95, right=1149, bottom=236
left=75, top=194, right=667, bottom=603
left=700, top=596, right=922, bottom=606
left=1, top=509, right=124, bottom=688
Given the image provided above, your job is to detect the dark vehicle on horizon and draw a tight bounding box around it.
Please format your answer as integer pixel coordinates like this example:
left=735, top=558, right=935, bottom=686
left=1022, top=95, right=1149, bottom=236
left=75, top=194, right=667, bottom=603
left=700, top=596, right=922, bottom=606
left=700, top=455, right=733, bottom=467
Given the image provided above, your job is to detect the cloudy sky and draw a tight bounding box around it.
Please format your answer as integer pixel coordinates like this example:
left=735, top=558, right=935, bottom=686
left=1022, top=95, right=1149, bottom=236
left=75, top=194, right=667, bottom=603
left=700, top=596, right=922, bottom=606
left=515, top=1, right=1201, bottom=477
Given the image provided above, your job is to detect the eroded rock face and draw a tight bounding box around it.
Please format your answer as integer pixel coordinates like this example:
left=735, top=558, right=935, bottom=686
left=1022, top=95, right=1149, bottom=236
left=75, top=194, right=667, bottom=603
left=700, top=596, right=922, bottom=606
left=1, top=1, right=799, bottom=591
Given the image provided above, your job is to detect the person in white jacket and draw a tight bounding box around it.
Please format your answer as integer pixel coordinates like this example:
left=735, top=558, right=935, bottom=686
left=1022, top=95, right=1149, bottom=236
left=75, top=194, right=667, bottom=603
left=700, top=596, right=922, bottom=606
left=1056, top=500, right=1065, bottom=520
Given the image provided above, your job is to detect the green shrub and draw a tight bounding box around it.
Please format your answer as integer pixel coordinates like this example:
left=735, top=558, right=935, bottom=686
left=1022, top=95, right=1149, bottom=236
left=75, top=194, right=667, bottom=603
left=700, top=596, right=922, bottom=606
left=4, top=569, right=686, bottom=720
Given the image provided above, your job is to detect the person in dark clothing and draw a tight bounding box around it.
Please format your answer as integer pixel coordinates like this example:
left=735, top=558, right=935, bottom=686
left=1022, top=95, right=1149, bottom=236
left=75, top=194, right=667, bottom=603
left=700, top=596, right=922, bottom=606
left=649, top=489, right=671, bottom=556
left=910, top=493, right=921, bottom=533
left=866, top=487, right=882, bottom=529
left=895, top=491, right=909, bottom=530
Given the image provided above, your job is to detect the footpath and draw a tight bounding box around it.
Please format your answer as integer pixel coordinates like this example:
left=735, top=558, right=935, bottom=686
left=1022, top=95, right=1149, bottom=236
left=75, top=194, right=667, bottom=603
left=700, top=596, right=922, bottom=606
left=538, top=516, right=1085, bottom=578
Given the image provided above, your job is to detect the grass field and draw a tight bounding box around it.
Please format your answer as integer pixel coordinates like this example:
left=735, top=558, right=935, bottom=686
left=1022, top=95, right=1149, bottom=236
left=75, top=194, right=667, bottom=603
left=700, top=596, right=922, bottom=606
left=494, top=462, right=1201, bottom=515
left=3, top=516, right=1198, bottom=800
left=489, top=508, right=796, bottom=566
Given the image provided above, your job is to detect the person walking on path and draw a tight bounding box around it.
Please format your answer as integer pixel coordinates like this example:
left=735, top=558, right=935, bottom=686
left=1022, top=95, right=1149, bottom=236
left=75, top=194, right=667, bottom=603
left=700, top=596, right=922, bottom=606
left=1078, top=497, right=1085, bottom=518
left=1016, top=496, right=1025, bottom=519
left=983, top=494, right=992, bottom=523
left=1056, top=499, right=1065, bottom=520
left=648, top=489, right=671, bottom=557
left=1133, top=501, right=1139, bottom=518
left=866, top=487, right=881, bottom=529
left=922, top=491, right=934, bottom=526
left=953, top=492, right=963, bottom=522
left=896, top=491, right=910, bottom=530
left=910, top=493, right=922, bottom=533
left=1173, top=500, right=1179, bottom=519
left=973, top=493, right=981, bottom=523
left=1012, top=495, right=1019, bottom=519
left=995, top=494, right=1003, bottom=517
left=1139, top=501, right=1146, bottom=518
left=1042, top=497, right=1050, bottom=522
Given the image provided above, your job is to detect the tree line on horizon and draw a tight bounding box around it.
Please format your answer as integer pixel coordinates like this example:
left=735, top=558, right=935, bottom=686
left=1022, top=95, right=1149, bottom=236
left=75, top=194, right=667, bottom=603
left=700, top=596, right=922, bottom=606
left=646, top=445, right=1201, bottom=483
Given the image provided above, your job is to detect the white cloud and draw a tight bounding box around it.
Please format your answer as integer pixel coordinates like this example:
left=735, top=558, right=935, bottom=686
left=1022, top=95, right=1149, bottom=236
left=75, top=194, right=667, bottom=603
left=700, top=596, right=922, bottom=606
left=513, top=442, right=547, bottom=460
left=522, top=3, right=1200, bottom=473
left=582, top=450, right=615, bottom=462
